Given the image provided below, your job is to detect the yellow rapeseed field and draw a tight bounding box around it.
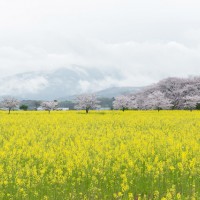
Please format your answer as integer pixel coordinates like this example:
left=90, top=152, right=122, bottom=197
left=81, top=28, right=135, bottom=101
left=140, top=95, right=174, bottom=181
left=0, top=110, right=199, bottom=200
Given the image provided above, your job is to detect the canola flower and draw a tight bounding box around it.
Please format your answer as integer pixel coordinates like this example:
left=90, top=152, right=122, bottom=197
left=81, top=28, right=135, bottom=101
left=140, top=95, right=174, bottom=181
left=0, top=110, right=199, bottom=199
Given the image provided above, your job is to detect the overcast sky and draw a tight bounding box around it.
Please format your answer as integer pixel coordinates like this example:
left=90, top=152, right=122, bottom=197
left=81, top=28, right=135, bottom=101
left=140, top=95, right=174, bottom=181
left=1, top=0, right=200, bottom=88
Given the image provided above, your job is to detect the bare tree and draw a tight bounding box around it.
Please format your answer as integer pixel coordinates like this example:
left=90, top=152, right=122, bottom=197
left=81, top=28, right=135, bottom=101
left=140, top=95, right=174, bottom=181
left=74, top=94, right=100, bottom=113
left=1, top=97, right=20, bottom=114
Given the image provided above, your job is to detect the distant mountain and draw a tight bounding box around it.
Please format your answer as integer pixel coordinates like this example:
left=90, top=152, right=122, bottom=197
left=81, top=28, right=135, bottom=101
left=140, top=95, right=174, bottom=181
left=58, top=86, right=142, bottom=101
left=95, top=87, right=142, bottom=98
left=0, top=66, right=143, bottom=100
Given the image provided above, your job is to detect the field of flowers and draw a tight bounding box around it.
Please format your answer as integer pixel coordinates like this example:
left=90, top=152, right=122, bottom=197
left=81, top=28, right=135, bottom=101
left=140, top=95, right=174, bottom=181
left=0, top=110, right=199, bottom=199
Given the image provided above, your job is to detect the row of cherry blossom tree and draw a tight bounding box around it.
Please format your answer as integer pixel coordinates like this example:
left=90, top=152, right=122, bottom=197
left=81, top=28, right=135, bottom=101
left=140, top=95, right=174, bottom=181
left=1, top=77, right=200, bottom=113
left=0, top=97, right=58, bottom=114
left=113, top=77, right=200, bottom=111
left=0, top=95, right=99, bottom=114
left=69, top=77, right=200, bottom=112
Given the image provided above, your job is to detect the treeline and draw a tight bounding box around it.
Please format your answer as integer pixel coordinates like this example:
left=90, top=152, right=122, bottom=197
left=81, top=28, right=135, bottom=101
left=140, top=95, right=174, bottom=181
left=19, top=98, right=114, bottom=111
left=2, top=76, right=200, bottom=113
left=113, top=77, right=200, bottom=111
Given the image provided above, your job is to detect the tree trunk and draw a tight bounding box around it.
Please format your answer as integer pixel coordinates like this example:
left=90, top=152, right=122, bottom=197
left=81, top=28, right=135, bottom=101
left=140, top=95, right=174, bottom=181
left=86, top=109, right=89, bottom=114
left=122, top=107, right=125, bottom=112
left=48, top=110, right=50, bottom=114
left=8, top=108, right=11, bottom=114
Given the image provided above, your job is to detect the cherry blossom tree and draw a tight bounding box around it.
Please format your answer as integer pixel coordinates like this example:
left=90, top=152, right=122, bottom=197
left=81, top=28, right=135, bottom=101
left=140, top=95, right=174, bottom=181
left=130, top=77, right=200, bottom=110
left=144, top=91, right=172, bottom=111
left=130, top=90, right=150, bottom=110
left=41, top=101, right=58, bottom=113
left=128, top=96, right=139, bottom=110
left=1, top=97, right=20, bottom=114
left=74, top=94, right=100, bottom=113
left=113, top=95, right=132, bottom=111
left=157, top=77, right=200, bottom=109
left=183, top=95, right=200, bottom=111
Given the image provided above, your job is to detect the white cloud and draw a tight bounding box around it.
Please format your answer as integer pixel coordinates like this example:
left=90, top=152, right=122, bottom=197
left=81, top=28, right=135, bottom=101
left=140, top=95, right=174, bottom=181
left=0, top=76, right=49, bottom=96
left=1, top=38, right=200, bottom=87
left=0, top=0, right=200, bottom=89
left=79, top=80, right=91, bottom=93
